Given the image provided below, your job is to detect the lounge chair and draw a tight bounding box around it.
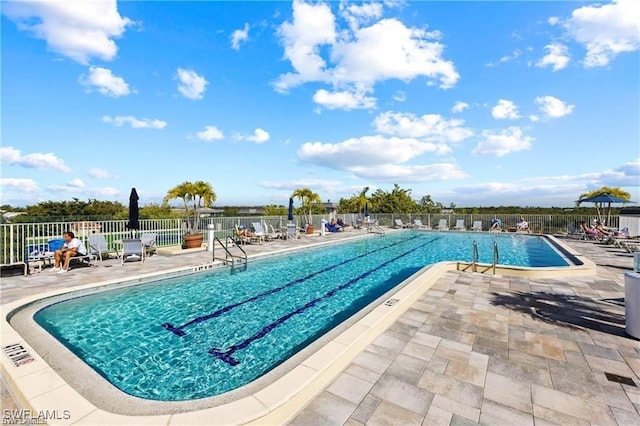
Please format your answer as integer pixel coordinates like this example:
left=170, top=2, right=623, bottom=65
left=471, top=221, right=482, bottom=231
left=121, top=238, right=144, bottom=265
left=286, top=223, right=298, bottom=239
left=269, top=224, right=285, bottom=239
left=489, top=218, right=502, bottom=232
left=413, top=219, right=430, bottom=229
left=394, top=219, right=410, bottom=229
left=140, top=232, right=157, bottom=255
left=453, top=219, right=466, bottom=231
left=325, top=222, right=343, bottom=233
left=435, top=219, right=448, bottom=231
left=567, top=224, right=583, bottom=239
left=251, top=222, right=271, bottom=242
left=88, top=235, right=119, bottom=262
left=26, top=242, right=55, bottom=272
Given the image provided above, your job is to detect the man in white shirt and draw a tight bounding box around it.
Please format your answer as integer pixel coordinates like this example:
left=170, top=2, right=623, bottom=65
left=52, top=231, right=88, bottom=273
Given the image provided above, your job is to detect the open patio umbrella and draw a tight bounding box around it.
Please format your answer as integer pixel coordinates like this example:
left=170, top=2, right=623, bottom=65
left=577, top=193, right=635, bottom=226
left=288, top=197, right=294, bottom=222
left=127, top=187, right=140, bottom=237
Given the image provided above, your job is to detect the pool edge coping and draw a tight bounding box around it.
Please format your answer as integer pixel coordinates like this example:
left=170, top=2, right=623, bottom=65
left=0, top=234, right=596, bottom=425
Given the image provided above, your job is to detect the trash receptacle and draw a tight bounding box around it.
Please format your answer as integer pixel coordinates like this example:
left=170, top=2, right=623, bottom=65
left=321, top=220, right=326, bottom=236
left=624, top=272, right=640, bottom=339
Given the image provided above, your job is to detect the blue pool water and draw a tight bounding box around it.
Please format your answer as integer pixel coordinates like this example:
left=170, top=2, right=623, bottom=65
left=34, top=231, right=568, bottom=401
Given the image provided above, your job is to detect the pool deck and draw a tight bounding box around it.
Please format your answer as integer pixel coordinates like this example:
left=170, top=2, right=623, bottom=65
left=1, top=230, right=639, bottom=425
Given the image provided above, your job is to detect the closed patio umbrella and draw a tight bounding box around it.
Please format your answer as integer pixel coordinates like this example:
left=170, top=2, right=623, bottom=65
left=364, top=202, right=369, bottom=218
left=127, top=188, right=140, bottom=237
left=577, top=193, right=635, bottom=226
left=288, top=197, right=294, bottom=222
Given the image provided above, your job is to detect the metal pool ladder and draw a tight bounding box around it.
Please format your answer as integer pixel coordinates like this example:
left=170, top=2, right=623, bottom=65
left=368, top=222, right=386, bottom=235
left=472, top=240, right=478, bottom=272
left=213, top=236, right=247, bottom=270
left=492, top=241, right=499, bottom=275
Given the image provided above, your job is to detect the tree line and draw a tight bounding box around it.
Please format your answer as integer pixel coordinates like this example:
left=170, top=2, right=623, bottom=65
left=1, top=185, right=631, bottom=223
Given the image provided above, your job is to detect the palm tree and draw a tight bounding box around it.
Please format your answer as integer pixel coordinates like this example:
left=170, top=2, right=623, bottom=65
left=576, top=186, right=631, bottom=225
left=355, top=186, right=369, bottom=215
left=291, top=187, right=321, bottom=224
left=164, top=181, right=216, bottom=234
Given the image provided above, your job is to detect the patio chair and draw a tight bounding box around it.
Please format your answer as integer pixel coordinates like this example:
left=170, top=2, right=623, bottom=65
left=413, top=219, right=430, bottom=229
left=88, top=235, right=119, bottom=262
left=286, top=223, right=298, bottom=239
left=394, top=219, right=410, bottom=229
left=250, top=222, right=269, bottom=243
left=471, top=221, right=482, bottom=231
left=140, top=233, right=157, bottom=256
left=269, top=224, right=285, bottom=239
left=567, top=224, right=583, bottom=239
left=26, top=242, right=55, bottom=272
left=453, top=219, right=466, bottom=231
left=435, top=219, right=449, bottom=231
left=121, top=239, right=144, bottom=265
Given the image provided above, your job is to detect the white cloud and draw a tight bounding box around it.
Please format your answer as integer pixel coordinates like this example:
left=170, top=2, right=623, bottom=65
left=548, top=16, right=560, bottom=26
left=349, top=163, right=468, bottom=182
left=2, top=0, right=132, bottom=64
left=536, top=43, right=570, bottom=71
left=0, top=146, right=71, bottom=173
left=491, top=99, right=520, bottom=120
left=313, top=88, right=377, bottom=110
left=67, top=178, right=85, bottom=188
left=195, top=126, right=224, bottom=141
left=374, top=111, right=473, bottom=143
left=472, top=127, right=533, bottom=157
left=451, top=101, right=469, bottom=113
left=275, top=1, right=459, bottom=101
left=176, top=68, right=208, bottom=100
left=298, top=135, right=438, bottom=169
left=245, top=128, right=270, bottom=144
left=102, top=115, right=167, bottom=129
left=535, top=96, right=575, bottom=118
left=393, top=91, right=406, bottom=102
left=80, top=67, right=130, bottom=97
left=564, top=0, right=640, bottom=67
left=0, top=178, right=40, bottom=193
left=88, top=168, right=113, bottom=179
left=231, top=23, right=250, bottom=50
left=340, top=1, right=384, bottom=30
left=529, top=115, right=540, bottom=122
left=489, top=49, right=521, bottom=67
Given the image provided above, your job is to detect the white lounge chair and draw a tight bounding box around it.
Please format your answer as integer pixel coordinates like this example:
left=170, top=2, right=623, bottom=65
left=394, top=219, right=410, bottom=229
left=471, top=221, right=482, bottom=231
left=453, top=219, right=466, bottom=231
left=413, top=219, right=430, bottom=229
left=140, top=232, right=157, bottom=255
left=251, top=222, right=272, bottom=242
left=121, top=238, right=144, bottom=265
left=436, top=219, right=448, bottom=231
left=88, top=235, right=119, bottom=262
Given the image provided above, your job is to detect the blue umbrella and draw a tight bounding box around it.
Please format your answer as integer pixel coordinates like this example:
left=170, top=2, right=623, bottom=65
left=288, top=197, right=294, bottom=222
left=578, top=193, right=635, bottom=225
left=364, top=202, right=369, bottom=218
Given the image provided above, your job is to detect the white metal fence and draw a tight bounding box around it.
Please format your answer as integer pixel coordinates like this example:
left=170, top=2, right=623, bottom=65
left=0, top=213, right=620, bottom=268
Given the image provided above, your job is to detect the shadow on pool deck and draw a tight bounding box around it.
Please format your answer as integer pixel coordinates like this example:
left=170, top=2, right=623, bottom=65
left=490, top=291, right=630, bottom=338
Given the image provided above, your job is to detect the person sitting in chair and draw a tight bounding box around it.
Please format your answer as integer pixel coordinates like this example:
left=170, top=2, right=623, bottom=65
left=580, top=221, right=604, bottom=239
left=593, top=221, right=613, bottom=236
left=490, top=215, right=502, bottom=230
left=236, top=224, right=255, bottom=237
left=336, top=217, right=349, bottom=228
left=52, top=231, right=87, bottom=274
left=516, top=217, right=530, bottom=233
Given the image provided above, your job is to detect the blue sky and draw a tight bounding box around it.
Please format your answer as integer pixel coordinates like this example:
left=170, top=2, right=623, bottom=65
left=1, top=0, right=639, bottom=208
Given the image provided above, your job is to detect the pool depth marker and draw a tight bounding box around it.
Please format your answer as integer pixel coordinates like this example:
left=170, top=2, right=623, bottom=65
left=161, top=234, right=424, bottom=336
left=209, top=236, right=442, bottom=366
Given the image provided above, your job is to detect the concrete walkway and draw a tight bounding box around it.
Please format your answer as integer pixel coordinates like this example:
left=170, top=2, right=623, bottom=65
left=1, top=233, right=638, bottom=425
left=291, top=238, right=640, bottom=425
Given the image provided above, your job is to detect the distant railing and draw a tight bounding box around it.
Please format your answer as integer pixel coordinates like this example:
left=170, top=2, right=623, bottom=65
left=0, top=213, right=620, bottom=268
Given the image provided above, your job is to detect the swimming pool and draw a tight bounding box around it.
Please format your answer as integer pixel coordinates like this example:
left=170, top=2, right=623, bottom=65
left=31, top=231, right=570, bottom=403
